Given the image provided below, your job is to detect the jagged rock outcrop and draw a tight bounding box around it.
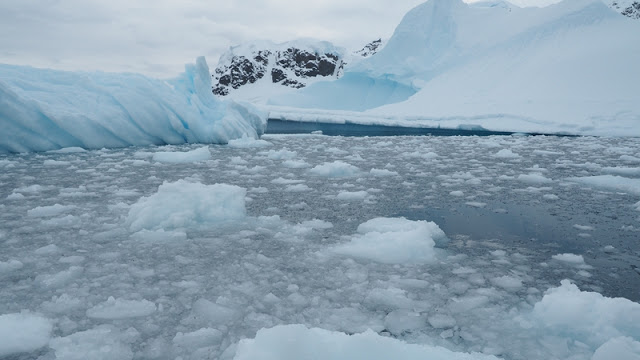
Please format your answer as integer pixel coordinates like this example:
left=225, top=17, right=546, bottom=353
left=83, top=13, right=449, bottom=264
left=355, top=39, right=384, bottom=58
left=212, top=39, right=385, bottom=96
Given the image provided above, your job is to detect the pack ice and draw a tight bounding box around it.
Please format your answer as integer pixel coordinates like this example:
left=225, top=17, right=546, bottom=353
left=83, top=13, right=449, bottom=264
left=0, top=57, right=267, bottom=153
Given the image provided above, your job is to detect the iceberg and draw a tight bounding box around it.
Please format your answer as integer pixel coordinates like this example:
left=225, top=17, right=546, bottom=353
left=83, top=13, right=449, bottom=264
left=0, top=57, right=267, bottom=153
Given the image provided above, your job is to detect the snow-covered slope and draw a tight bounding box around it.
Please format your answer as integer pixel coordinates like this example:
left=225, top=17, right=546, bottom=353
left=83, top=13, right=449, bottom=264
left=0, top=57, right=267, bottom=153
left=608, top=0, right=640, bottom=18
left=212, top=39, right=385, bottom=104
left=268, top=0, right=640, bottom=136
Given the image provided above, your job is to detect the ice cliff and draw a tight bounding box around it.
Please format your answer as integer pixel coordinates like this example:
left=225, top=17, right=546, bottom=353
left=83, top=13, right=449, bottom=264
left=0, top=57, right=267, bottom=153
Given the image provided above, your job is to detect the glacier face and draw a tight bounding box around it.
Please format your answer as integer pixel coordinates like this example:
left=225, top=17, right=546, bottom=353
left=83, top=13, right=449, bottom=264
left=0, top=57, right=267, bottom=153
left=267, top=0, right=640, bottom=135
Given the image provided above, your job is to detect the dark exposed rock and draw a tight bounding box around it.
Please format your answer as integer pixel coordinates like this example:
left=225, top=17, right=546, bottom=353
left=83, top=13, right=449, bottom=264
left=212, top=39, right=384, bottom=96
left=355, top=39, right=384, bottom=58
left=610, top=1, right=640, bottom=19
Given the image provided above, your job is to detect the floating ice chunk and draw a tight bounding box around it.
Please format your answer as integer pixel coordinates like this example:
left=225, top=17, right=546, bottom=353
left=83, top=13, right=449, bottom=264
left=466, top=202, right=487, bottom=208
left=263, top=148, right=297, bottom=160
left=450, top=191, right=464, bottom=197
left=228, top=136, right=273, bottom=148
left=40, top=294, right=85, bottom=314
left=27, top=204, right=76, bottom=217
left=531, top=280, right=640, bottom=351
left=592, top=337, right=640, bottom=360
left=152, top=147, right=211, bottom=163
left=490, top=275, right=523, bottom=291
left=428, top=313, right=457, bottom=329
left=0, top=259, right=23, bottom=273
left=86, top=297, right=156, bottom=320
left=191, top=299, right=238, bottom=324
left=517, top=173, right=552, bottom=184
left=173, top=328, right=223, bottom=350
left=282, top=159, right=309, bottom=168
left=365, top=287, right=413, bottom=309
left=0, top=312, right=52, bottom=357
left=309, top=161, right=361, bottom=178
left=233, top=325, right=499, bottom=360
left=551, top=253, right=585, bottom=265
left=44, top=159, right=71, bottom=167
left=298, top=219, right=333, bottom=230
left=543, top=194, right=559, bottom=200
left=336, top=190, right=369, bottom=201
left=574, top=224, right=594, bottom=231
left=370, top=168, right=398, bottom=177
left=603, top=245, right=617, bottom=253
left=34, top=244, right=59, bottom=255
left=127, top=180, right=246, bottom=231
left=49, top=325, right=138, bottom=360
left=47, top=147, right=86, bottom=153
left=384, top=310, right=426, bottom=335
left=130, top=229, right=188, bottom=243
left=35, top=266, right=83, bottom=288
left=567, top=175, right=640, bottom=196
left=0, top=57, right=266, bottom=153
left=620, top=155, right=640, bottom=163
left=331, top=217, right=446, bottom=264
left=285, top=184, right=312, bottom=192
left=494, top=149, right=520, bottom=159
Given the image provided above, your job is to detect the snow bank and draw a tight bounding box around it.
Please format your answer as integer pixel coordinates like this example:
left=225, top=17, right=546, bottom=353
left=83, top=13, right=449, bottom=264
left=531, top=280, right=640, bottom=353
left=0, top=313, right=52, bottom=357
left=0, top=57, right=267, bottom=153
left=332, top=217, right=446, bottom=263
left=233, top=324, right=498, bottom=360
left=127, top=180, right=246, bottom=231
left=152, top=147, right=211, bottom=163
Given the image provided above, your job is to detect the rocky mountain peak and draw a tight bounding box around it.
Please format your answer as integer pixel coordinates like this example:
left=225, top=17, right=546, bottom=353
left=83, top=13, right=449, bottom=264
left=212, top=39, right=385, bottom=97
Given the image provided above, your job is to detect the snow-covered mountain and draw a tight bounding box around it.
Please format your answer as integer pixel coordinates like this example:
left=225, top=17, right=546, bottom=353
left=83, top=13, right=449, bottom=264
left=212, top=39, right=384, bottom=99
left=267, top=0, right=640, bottom=136
left=608, top=0, right=640, bottom=18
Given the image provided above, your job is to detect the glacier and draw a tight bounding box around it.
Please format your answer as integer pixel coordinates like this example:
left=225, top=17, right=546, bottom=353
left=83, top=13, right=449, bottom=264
left=0, top=57, right=267, bottom=153
left=265, top=0, right=640, bottom=136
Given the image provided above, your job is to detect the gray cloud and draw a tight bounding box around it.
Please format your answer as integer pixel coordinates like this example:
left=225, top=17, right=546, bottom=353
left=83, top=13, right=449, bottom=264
left=0, top=0, right=559, bottom=78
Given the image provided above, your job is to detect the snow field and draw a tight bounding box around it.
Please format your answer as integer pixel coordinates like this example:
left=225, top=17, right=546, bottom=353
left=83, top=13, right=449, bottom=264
left=0, top=135, right=639, bottom=359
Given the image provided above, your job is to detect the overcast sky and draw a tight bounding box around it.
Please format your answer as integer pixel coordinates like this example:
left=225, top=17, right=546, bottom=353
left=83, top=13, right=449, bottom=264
left=0, top=0, right=561, bottom=78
